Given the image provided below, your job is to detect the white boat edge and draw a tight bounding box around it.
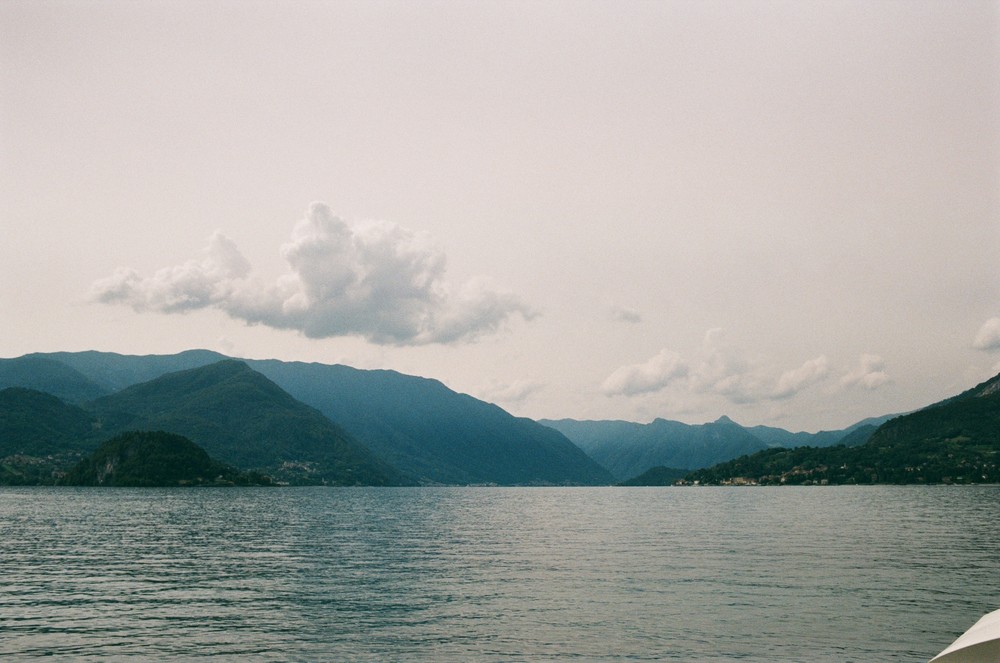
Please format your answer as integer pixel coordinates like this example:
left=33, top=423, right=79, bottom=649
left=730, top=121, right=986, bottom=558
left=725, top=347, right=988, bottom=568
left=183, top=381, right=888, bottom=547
left=930, top=608, right=1000, bottom=662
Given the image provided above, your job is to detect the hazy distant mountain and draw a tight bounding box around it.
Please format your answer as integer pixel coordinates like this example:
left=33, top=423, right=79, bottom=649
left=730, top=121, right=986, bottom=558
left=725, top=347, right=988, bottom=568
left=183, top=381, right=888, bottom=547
left=686, top=372, right=1000, bottom=485
left=37, top=349, right=228, bottom=392
left=0, top=356, right=108, bottom=403
left=747, top=414, right=897, bottom=448
left=541, top=415, right=769, bottom=481
left=740, top=425, right=840, bottom=448
left=542, top=413, right=894, bottom=481
left=61, top=430, right=272, bottom=487
left=248, top=359, right=613, bottom=485
left=89, top=360, right=401, bottom=486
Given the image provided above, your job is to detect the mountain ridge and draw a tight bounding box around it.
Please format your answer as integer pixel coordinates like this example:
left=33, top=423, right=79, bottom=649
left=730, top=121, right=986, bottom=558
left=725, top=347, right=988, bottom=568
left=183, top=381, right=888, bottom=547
left=0, top=356, right=109, bottom=403
left=539, top=411, right=887, bottom=482
left=0, top=351, right=613, bottom=486
left=246, top=358, right=613, bottom=485
left=683, top=370, right=1000, bottom=485
left=88, top=359, right=401, bottom=486
left=5, top=348, right=976, bottom=486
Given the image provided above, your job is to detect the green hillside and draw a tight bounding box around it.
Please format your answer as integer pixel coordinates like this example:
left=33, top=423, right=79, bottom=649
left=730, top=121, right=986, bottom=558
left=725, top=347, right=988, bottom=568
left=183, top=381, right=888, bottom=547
left=0, top=387, right=97, bottom=455
left=9, top=351, right=613, bottom=486
left=89, top=360, right=403, bottom=486
left=250, top=359, right=614, bottom=485
left=0, top=387, right=100, bottom=484
left=686, top=373, right=1000, bottom=485
left=0, top=356, right=108, bottom=403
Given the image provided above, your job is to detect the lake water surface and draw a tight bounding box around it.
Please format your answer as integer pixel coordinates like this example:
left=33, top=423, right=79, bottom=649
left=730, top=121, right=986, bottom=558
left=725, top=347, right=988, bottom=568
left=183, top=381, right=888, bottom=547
left=1, top=486, right=998, bottom=661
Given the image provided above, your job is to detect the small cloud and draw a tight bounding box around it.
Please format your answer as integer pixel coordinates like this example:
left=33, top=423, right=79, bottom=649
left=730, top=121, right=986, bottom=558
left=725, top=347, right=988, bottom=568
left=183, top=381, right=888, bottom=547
left=973, top=317, right=1000, bottom=351
left=91, top=232, right=250, bottom=313
left=602, top=349, right=689, bottom=396
left=773, top=355, right=830, bottom=399
left=688, top=329, right=834, bottom=404
left=610, top=305, right=643, bottom=324
left=601, top=328, right=874, bottom=408
left=421, top=277, right=539, bottom=345
left=476, top=378, right=545, bottom=405
left=91, top=202, right=534, bottom=346
left=840, top=354, right=891, bottom=390
left=689, top=328, right=766, bottom=404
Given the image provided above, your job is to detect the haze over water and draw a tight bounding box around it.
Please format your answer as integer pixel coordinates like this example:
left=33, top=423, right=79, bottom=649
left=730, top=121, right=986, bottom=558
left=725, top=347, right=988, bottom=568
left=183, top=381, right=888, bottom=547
left=2, top=486, right=997, bottom=661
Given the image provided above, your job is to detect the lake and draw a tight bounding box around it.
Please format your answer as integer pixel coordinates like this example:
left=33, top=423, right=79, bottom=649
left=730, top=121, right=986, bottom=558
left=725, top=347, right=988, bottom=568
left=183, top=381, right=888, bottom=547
left=1, top=486, right=997, bottom=661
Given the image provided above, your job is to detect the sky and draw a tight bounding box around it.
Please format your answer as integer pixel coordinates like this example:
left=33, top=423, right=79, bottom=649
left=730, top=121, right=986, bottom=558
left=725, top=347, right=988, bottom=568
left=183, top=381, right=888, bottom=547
left=2, top=0, right=998, bottom=432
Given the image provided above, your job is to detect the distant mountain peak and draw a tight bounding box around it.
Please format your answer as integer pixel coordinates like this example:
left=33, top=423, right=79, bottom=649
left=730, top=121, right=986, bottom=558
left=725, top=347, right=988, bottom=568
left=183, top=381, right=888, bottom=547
left=926, top=371, right=1000, bottom=410
left=713, top=415, right=737, bottom=425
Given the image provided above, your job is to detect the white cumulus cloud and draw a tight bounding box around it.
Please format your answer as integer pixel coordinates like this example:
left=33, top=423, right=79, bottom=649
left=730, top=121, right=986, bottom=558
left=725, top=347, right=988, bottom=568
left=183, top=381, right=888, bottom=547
left=602, top=349, right=689, bottom=396
left=772, top=355, right=829, bottom=399
left=973, top=317, right=1000, bottom=351
left=91, top=232, right=250, bottom=313
left=689, top=328, right=768, bottom=404
left=600, top=329, right=862, bottom=407
left=91, top=202, right=535, bottom=345
left=840, top=354, right=891, bottom=390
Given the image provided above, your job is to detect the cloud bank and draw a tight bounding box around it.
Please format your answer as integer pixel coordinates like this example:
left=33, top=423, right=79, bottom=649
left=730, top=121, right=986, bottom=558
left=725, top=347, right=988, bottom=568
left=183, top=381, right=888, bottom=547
left=973, top=317, right=1000, bottom=352
left=689, top=328, right=767, bottom=404
left=603, top=330, right=877, bottom=405
left=840, top=354, right=891, bottom=390
left=601, top=349, right=688, bottom=396
left=773, top=355, right=829, bottom=400
left=92, top=203, right=535, bottom=345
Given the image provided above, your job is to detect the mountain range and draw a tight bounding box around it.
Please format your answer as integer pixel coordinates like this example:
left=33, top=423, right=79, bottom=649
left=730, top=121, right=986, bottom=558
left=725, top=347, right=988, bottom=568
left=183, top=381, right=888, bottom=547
left=684, top=371, right=1000, bottom=485
left=0, top=351, right=611, bottom=486
left=87, top=360, right=401, bottom=485
left=539, top=413, right=893, bottom=482
left=1, top=349, right=995, bottom=486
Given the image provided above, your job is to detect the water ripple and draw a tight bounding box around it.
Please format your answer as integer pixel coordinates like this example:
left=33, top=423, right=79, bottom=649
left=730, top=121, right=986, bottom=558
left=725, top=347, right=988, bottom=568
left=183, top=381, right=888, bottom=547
left=1, top=486, right=998, bottom=660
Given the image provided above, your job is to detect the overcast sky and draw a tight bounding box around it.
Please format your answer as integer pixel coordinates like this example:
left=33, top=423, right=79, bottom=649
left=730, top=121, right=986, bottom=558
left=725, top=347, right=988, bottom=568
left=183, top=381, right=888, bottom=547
left=2, top=0, right=998, bottom=432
